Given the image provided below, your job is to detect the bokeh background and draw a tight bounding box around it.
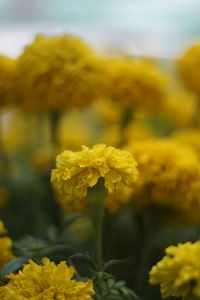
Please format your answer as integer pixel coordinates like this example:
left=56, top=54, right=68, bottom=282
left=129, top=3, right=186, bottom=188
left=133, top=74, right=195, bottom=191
left=0, top=0, right=200, bottom=59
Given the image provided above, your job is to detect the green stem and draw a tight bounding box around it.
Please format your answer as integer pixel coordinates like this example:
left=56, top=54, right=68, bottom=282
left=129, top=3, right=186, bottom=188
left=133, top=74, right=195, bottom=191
left=87, top=179, right=106, bottom=272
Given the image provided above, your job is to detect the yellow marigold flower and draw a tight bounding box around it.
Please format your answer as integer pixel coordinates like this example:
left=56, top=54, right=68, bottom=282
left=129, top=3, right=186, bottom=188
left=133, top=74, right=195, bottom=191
left=178, top=44, right=200, bottom=94
left=16, top=35, right=106, bottom=110
left=0, top=257, right=95, bottom=299
left=171, top=129, right=200, bottom=159
left=106, top=58, right=168, bottom=111
left=127, top=139, right=200, bottom=211
left=149, top=241, right=200, bottom=298
left=51, top=144, right=138, bottom=212
left=0, top=56, right=16, bottom=107
left=0, top=237, right=15, bottom=270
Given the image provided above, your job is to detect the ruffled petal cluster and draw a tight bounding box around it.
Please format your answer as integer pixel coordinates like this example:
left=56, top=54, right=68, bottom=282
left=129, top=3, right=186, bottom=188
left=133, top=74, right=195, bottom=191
left=0, top=258, right=95, bottom=299
left=127, top=139, right=200, bottom=211
left=16, top=35, right=107, bottom=110
left=149, top=241, right=200, bottom=298
left=51, top=144, right=138, bottom=212
left=106, top=58, right=168, bottom=111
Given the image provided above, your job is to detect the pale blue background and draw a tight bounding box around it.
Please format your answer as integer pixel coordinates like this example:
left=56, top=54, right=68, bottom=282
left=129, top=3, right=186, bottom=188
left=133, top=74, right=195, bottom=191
left=0, top=0, right=200, bottom=58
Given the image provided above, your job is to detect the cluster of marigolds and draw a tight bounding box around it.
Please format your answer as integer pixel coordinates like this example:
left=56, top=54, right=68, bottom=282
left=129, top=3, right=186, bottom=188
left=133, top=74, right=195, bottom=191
left=0, top=34, right=200, bottom=299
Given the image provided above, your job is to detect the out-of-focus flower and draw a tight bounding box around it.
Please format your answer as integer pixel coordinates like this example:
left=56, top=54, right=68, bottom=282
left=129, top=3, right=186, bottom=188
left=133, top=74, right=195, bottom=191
left=57, top=110, right=93, bottom=151
left=123, top=119, right=154, bottom=144
left=91, top=97, right=123, bottom=124
left=0, top=221, right=15, bottom=270
left=161, top=90, right=198, bottom=127
left=178, top=44, right=200, bottom=94
left=0, top=257, right=95, bottom=299
left=171, top=129, right=200, bottom=159
left=150, top=241, right=200, bottom=298
left=51, top=144, right=138, bottom=212
left=0, top=220, right=7, bottom=235
left=99, top=124, right=121, bottom=147
left=127, top=139, right=200, bottom=211
left=106, top=58, right=168, bottom=111
left=0, top=56, right=16, bottom=108
left=16, top=35, right=107, bottom=110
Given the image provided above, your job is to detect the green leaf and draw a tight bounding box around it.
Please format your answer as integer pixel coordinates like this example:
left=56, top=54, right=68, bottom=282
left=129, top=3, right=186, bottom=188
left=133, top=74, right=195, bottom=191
left=1, top=257, right=29, bottom=277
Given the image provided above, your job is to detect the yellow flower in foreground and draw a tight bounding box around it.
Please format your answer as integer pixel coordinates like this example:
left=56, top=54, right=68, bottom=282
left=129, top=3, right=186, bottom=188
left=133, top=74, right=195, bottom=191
left=106, top=58, right=168, bottom=111
left=51, top=144, right=138, bottom=212
left=127, top=139, right=200, bottom=211
left=0, top=258, right=95, bottom=299
left=178, top=44, right=200, bottom=94
left=16, top=35, right=106, bottom=110
left=149, top=241, right=200, bottom=298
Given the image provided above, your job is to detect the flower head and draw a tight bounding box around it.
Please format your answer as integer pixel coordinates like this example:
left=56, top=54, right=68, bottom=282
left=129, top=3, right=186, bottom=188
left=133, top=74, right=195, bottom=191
left=16, top=35, right=106, bottom=110
left=149, top=241, right=200, bottom=298
left=0, top=257, right=95, bottom=299
left=106, top=58, right=168, bottom=111
left=127, top=139, right=200, bottom=211
left=51, top=144, right=138, bottom=212
left=178, top=44, right=200, bottom=94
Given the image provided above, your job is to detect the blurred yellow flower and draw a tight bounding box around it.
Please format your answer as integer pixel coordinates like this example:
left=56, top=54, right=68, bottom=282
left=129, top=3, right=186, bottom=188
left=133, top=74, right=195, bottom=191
left=0, top=220, right=7, bottom=235
left=171, top=129, right=200, bottom=159
left=178, top=44, right=200, bottom=94
left=106, top=58, right=168, bottom=111
left=0, top=257, right=95, bottom=299
left=150, top=241, right=200, bottom=298
left=51, top=144, right=138, bottom=212
left=91, top=97, right=123, bottom=124
left=123, top=119, right=154, bottom=144
left=0, top=221, right=14, bottom=270
left=127, top=139, right=200, bottom=211
left=16, top=35, right=106, bottom=110
left=162, top=90, right=198, bottom=127
left=0, top=56, right=16, bottom=108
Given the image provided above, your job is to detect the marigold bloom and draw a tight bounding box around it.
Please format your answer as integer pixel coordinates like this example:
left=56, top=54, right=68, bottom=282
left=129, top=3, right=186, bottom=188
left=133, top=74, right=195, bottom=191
left=0, top=56, right=16, bottom=107
left=0, top=257, right=95, bottom=299
left=106, top=58, right=168, bottom=111
left=149, top=241, right=200, bottom=298
left=178, top=44, right=200, bottom=94
left=51, top=144, right=138, bottom=212
left=16, top=35, right=106, bottom=110
left=127, top=139, right=200, bottom=211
